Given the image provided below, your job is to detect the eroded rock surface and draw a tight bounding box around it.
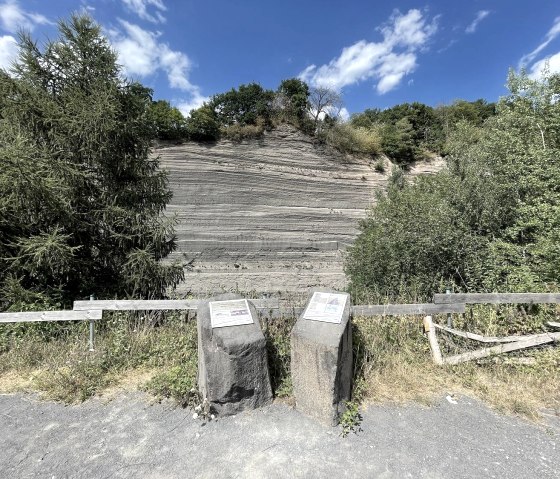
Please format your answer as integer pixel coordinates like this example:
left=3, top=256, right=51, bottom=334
left=159, top=124, right=444, bottom=297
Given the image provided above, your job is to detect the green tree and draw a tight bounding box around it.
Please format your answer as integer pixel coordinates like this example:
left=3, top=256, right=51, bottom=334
left=185, top=103, right=220, bottom=141
left=210, top=83, right=274, bottom=126
left=346, top=70, right=558, bottom=298
left=147, top=100, right=187, bottom=140
left=0, top=14, right=183, bottom=308
left=276, top=78, right=310, bottom=127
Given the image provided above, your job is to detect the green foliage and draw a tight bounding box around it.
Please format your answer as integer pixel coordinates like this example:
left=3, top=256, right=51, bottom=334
left=277, top=78, right=310, bottom=126
left=221, top=118, right=266, bottom=142
left=326, top=123, right=381, bottom=157
left=346, top=70, right=560, bottom=297
left=262, top=315, right=296, bottom=397
left=351, top=102, right=445, bottom=162
left=145, top=364, right=198, bottom=407
left=0, top=14, right=182, bottom=308
left=147, top=100, right=187, bottom=140
left=339, top=400, right=363, bottom=437
left=210, top=82, right=275, bottom=127
left=185, top=103, right=220, bottom=141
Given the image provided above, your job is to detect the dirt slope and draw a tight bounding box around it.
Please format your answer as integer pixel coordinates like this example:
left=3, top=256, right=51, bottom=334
left=158, top=124, right=444, bottom=297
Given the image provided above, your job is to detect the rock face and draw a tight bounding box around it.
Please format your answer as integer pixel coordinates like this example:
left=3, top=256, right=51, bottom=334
left=197, top=293, right=273, bottom=416
left=290, top=289, right=353, bottom=426
left=158, top=124, right=445, bottom=296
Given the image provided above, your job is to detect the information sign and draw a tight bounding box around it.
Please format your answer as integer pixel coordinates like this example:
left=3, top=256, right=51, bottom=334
left=209, top=299, right=254, bottom=328
left=303, top=292, right=347, bottom=324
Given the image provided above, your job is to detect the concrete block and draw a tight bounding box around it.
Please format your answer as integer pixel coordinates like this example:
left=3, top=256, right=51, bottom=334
left=290, top=289, right=352, bottom=426
left=197, top=293, right=273, bottom=416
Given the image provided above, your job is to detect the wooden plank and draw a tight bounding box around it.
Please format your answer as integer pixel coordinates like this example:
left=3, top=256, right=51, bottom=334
left=73, top=298, right=279, bottom=311
left=443, top=332, right=560, bottom=365
left=433, top=324, right=543, bottom=343
left=433, top=293, right=560, bottom=305
left=423, top=316, right=443, bottom=365
left=0, top=310, right=102, bottom=323
left=352, top=303, right=465, bottom=317
left=262, top=307, right=305, bottom=319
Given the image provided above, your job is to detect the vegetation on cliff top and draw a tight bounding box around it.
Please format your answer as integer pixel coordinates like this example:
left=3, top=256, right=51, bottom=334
left=151, top=77, right=495, bottom=166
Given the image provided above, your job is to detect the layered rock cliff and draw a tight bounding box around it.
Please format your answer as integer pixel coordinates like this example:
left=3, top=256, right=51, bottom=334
left=158, top=124, right=444, bottom=297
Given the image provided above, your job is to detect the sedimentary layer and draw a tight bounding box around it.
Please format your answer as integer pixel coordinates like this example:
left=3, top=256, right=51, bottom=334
left=158, top=124, right=443, bottom=297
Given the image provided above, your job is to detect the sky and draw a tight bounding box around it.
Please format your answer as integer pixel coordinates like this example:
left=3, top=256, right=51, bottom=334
left=1, top=1, right=560, bottom=118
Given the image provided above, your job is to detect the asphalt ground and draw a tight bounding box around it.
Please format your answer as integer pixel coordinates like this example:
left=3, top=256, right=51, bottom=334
left=0, top=392, right=558, bottom=478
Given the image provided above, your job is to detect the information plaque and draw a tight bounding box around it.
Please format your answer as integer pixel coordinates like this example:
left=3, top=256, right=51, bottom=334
left=302, top=292, right=347, bottom=324
left=209, top=299, right=254, bottom=328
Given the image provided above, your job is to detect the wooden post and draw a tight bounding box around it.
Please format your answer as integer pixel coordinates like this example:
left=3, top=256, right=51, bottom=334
left=423, top=315, right=443, bottom=365
left=446, top=289, right=453, bottom=328
left=89, top=294, right=96, bottom=352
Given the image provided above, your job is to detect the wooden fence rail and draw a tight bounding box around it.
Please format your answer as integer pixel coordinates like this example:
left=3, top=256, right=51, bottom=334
left=0, top=310, right=102, bottom=323
left=352, top=303, right=465, bottom=317
left=73, top=298, right=280, bottom=311
left=433, top=293, right=560, bottom=305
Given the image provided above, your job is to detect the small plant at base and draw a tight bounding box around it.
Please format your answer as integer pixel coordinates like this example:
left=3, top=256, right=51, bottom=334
left=340, top=400, right=363, bottom=437
left=192, top=397, right=216, bottom=422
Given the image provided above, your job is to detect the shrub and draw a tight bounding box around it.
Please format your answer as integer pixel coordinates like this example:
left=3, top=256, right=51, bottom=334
left=326, top=123, right=382, bottom=156
left=221, top=118, right=266, bottom=142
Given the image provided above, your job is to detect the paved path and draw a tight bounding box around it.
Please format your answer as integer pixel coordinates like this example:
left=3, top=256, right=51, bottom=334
left=0, top=393, right=557, bottom=478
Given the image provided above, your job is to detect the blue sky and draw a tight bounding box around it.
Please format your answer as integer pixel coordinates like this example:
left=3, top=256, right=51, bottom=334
left=1, top=1, right=560, bottom=118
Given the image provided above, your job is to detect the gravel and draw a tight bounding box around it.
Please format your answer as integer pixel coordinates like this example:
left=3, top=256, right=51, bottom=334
left=1, top=392, right=557, bottom=478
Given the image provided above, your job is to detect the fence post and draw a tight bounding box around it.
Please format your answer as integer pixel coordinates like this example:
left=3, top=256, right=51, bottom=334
left=423, top=316, right=443, bottom=365
left=446, top=289, right=453, bottom=328
left=89, top=294, right=96, bottom=352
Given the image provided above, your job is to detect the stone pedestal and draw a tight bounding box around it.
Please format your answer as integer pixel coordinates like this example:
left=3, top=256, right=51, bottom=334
left=197, top=293, right=273, bottom=416
left=290, top=289, right=352, bottom=426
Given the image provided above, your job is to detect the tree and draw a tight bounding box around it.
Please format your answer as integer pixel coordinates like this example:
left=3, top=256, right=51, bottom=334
left=210, top=83, right=274, bottom=126
left=346, top=69, right=559, bottom=299
left=185, top=103, right=220, bottom=141
left=276, top=78, right=310, bottom=125
left=308, top=86, right=342, bottom=129
left=147, top=100, right=187, bottom=140
left=0, top=14, right=183, bottom=308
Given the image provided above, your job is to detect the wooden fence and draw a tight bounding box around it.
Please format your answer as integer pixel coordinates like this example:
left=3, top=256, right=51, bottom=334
left=1, top=292, right=558, bottom=354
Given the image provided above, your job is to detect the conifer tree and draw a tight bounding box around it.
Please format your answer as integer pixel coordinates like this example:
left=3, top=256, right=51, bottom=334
left=0, top=14, right=183, bottom=308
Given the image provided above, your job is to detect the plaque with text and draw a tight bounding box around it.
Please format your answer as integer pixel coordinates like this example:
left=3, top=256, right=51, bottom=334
left=209, top=299, right=254, bottom=328
left=303, top=292, right=347, bottom=324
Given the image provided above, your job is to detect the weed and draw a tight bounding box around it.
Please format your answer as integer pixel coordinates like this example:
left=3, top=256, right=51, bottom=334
left=262, top=314, right=296, bottom=397
left=340, top=400, right=363, bottom=437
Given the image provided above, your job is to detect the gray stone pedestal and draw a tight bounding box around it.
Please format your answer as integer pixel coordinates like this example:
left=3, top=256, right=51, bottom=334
left=197, top=293, right=273, bottom=416
left=290, top=289, right=352, bottom=426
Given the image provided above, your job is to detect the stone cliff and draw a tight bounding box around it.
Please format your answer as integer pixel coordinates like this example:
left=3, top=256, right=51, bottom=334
left=158, top=124, right=444, bottom=297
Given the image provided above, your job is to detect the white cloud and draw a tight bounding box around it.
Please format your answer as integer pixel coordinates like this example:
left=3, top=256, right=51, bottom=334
left=110, top=20, right=205, bottom=115
left=519, top=17, right=560, bottom=68
left=0, top=33, right=17, bottom=69
left=299, top=9, right=438, bottom=94
left=121, top=0, right=166, bottom=24
left=0, top=0, right=51, bottom=33
left=528, top=51, right=560, bottom=79
left=176, top=91, right=210, bottom=116
left=465, top=10, right=490, bottom=34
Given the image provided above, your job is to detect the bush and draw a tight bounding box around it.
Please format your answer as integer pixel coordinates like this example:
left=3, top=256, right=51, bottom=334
left=326, top=123, right=381, bottom=156
left=185, top=104, right=220, bottom=141
left=221, top=118, right=266, bottom=142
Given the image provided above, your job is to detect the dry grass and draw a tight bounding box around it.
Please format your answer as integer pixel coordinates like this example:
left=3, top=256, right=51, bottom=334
left=0, top=312, right=198, bottom=403
left=1, top=306, right=558, bottom=421
left=353, top=313, right=560, bottom=420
